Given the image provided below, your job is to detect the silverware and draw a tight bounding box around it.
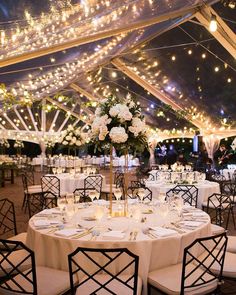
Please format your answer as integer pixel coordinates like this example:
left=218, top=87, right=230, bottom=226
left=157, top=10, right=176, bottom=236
left=133, top=231, right=138, bottom=240
left=129, top=231, right=133, bottom=241
left=70, top=227, right=94, bottom=239
left=142, top=228, right=155, bottom=239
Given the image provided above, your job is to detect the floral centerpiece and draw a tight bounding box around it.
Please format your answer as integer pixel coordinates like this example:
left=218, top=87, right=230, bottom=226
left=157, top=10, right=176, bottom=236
left=89, top=94, right=148, bottom=154
left=44, top=138, right=55, bottom=155
left=88, top=94, right=148, bottom=216
left=14, top=140, right=24, bottom=156
left=58, top=125, right=87, bottom=155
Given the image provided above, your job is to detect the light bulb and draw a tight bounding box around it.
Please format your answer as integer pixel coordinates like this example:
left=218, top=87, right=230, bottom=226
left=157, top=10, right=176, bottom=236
left=209, top=15, right=217, bottom=32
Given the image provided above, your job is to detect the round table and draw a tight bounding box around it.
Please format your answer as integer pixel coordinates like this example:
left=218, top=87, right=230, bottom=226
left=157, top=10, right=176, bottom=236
left=220, top=169, right=236, bottom=180
left=145, top=180, right=220, bottom=208
left=26, top=203, right=211, bottom=295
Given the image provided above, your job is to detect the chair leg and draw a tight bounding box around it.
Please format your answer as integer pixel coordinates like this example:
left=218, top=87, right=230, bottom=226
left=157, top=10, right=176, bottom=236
left=231, top=207, right=236, bottom=229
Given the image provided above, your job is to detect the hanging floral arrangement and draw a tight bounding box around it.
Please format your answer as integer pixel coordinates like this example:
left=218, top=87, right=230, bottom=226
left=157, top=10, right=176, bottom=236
left=14, top=140, right=24, bottom=148
left=88, top=94, right=148, bottom=154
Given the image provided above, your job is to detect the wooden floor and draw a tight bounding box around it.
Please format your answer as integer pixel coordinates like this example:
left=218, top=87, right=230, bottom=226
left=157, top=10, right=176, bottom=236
left=1, top=171, right=236, bottom=294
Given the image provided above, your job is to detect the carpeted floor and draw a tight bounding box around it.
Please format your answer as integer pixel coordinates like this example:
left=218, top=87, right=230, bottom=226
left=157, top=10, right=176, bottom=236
left=1, top=170, right=236, bottom=294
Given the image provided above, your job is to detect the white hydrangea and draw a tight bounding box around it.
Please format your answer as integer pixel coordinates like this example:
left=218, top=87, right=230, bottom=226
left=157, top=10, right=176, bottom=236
left=109, top=127, right=128, bottom=143
left=99, top=125, right=108, bottom=140
left=76, top=140, right=82, bottom=146
left=129, top=117, right=146, bottom=137
left=66, top=135, right=72, bottom=141
left=91, top=115, right=111, bottom=134
left=95, top=107, right=101, bottom=116
left=109, top=104, right=132, bottom=122
left=62, top=140, right=68, bottom=145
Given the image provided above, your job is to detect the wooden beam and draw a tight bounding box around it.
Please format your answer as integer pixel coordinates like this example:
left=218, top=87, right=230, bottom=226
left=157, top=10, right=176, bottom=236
left=3, top=114, right=19, bottom=130
left=14, top=106, right=29, bottom=131
left=27, top=106, right=39, bottom=131
left=49, top=110, right=60, bottom=132
left=0, top=6, right=199, bottom=68
left=195, top=6, right=236, bottom=59
left=112, top=58, right=206, bottom=129
left=46, top=97, right=81, bottom=120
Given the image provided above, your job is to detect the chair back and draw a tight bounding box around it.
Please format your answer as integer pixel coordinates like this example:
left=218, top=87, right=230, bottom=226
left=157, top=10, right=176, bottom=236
left=0, top=239, right=37, bottom=294
left=166, top=185, right=198, bottom=207
left=41, top=175, right=60, bottom=198
left=21, top=171, right=34, bottom=192
left=68, top=247, right=139, bottom=295
left=0, top=198, right=17, bottom=238
left=180, top=232, right=227, bottom=295
left=84, top=175, right=103, bottom=194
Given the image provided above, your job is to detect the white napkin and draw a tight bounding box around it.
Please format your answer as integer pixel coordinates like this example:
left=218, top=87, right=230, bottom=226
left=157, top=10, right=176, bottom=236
left=181, top=221, right=203, bottom=228
left=101, top=231, right=125, bottom=240
left=149, top=227, right=177, bottom=237
left=33, top=219, right=62, bottom=228
left=36, top=208, right=62, bottom=216
left=54, top=228, right=83, bottom=237
left=192, top=212, right=207, bottom=218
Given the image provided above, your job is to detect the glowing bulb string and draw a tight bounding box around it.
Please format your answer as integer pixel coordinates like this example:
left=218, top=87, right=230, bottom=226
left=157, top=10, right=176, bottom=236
left=179, top=26, right=236, bottom=72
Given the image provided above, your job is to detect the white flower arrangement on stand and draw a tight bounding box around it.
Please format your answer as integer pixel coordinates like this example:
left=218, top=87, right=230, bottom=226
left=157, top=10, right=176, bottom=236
left=58, top=125, right=87, bottom=155
left=89, top=94, right=147, bottom=154
left=87, top=94, right=148, bottom=216
left=0, top=138, right=10, bottom=148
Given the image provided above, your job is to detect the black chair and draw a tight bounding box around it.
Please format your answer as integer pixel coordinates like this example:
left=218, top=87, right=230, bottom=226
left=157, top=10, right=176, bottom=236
left=127, top=186, right=152, bottom=202
left=0, top=239, right=70, bottom=294
left=21, top=173, right=43, bottom=217
left=202, top=193, right=235, bottom=229
left=130, top=180, right=146, bottom=188
left=41, top=175, right=60, bottom=208
left=148, top=232, right=228, bottom=295
left=0, top=198, right=27, bottom=242
left=74, top=175, right=103, bottom=202
left=221, top=181, right=236, bottom=203
left=68, top=247, right=141, bottom=295
left=166, top=185, right=198, bottom=208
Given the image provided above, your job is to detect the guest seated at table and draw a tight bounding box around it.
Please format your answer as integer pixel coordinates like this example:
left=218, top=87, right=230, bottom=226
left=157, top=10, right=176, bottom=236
left=156, top=144, right=167, bottom=165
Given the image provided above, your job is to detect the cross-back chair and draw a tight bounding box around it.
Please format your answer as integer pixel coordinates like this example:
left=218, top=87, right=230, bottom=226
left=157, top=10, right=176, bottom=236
left=127, top=186, right=152, bottom=202
left=166, top=185, right=198, bottom=208
left=68, top=247, right=141, bottom=295
left=148, top=232, right=228, bottom=295
left=41, top=175, right=60, bottom=209
left=202, top=193, right=235, bottom=229
left=0, top=239, right=70, bottom=295
left=74, top=175, right=103, bottom=202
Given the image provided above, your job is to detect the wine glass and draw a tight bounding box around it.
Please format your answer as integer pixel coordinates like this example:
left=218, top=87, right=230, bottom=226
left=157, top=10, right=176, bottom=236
left=89, top=190, right=97, bottom=202
left=52, top=167, right=57, bottom=174
left=74, top=191, right=81, bottom=204
left=159, top=202, right=169, bottom=220
left=66, top=193, right=74, bottom=205
left=114, top=188, right=122, bottom=202
left=172, top=195, right=184, bottom=217
left=57, top=196, right=67, bottom=212
left=158, top=192, right=166, bottom=203
left=138, top=188, right=145, bottom=204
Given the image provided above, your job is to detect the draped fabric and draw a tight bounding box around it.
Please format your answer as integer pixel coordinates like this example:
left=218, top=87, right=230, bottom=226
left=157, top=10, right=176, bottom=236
left=203, top=135, right=220, bottom=160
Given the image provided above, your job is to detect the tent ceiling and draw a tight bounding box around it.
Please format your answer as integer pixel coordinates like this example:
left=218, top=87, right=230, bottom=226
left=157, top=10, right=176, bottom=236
left=0, top=0, right=235, bottom=143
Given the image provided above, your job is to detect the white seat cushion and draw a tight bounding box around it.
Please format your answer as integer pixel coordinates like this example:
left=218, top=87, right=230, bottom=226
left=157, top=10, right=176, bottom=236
left=148, top=263, right=218, bottom=295
left=197, top=250, right=236, bottom=278
left=0, top=249, right=31, bottom=277
left=0, top=266, right=70, bottom=295
left=227, top=236, right=236, bottom=253
left=76, top=274, right=142, bottom=295
left=26, top=185, right=42, bottom=194
left=7, top=232, right=27, bottom=244
left=210, top=224, right=225, bottom=235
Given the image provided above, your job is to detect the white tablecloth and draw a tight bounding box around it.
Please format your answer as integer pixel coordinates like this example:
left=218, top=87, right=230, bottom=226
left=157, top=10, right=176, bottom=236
left=27, top=204, right=211, bottom=295
left=145, top=180, right=220, bottom=208
left=220, top=169, right=235, bottom=180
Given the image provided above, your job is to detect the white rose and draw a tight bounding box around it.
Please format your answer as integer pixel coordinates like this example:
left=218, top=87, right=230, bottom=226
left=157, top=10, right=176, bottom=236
left=62, top=140, right=68, bottom=145
left=68, top=125, right=73, bottom=131
left=109, top=127, right=128, bottom=143
left=72, top=137, right=77, bottom=144
left=66, top=135, right=71, bottom=141
left=76, top=140, right=81, bottom=146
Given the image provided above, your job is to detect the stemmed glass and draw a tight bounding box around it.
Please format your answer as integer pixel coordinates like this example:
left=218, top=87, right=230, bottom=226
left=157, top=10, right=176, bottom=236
left=158, top=192, right=166, bottom=203
left=89, top=190, right=97, bottom=202
left=172, top=195, right=184, bottom=218
left=74, top=191, right=81, bottom=204
left=52, top=167, right=57, bottom=174
left=57, top=196, right=67, bottom=212
left=114, top=188, right=122, bottom=203
left=138, top=188, right=145, bottom=204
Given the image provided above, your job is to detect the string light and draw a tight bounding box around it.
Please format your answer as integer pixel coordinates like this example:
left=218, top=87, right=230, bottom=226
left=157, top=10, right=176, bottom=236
left=209, top=14, right=217, bottom=32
